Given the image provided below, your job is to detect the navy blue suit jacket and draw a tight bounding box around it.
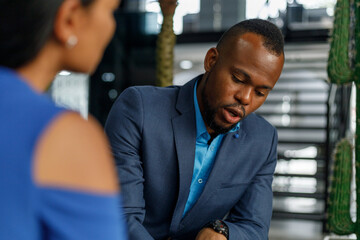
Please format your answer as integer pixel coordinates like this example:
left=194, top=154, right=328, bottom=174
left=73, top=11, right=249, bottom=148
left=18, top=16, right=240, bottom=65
left=105, top=75, right=278, bottom=240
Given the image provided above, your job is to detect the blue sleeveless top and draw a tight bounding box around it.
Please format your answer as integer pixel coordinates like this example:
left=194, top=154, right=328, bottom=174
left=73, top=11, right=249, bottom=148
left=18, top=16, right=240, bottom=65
left=0, top=67, right=128, bottom=240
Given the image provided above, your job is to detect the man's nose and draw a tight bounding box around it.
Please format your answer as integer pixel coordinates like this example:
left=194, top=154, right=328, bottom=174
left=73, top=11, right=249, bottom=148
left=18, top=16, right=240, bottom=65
left=235, top=86, right=252, bottom=105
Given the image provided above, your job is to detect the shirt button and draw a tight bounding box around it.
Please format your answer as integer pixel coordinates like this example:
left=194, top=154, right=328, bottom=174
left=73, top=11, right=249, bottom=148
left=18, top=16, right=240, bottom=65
left=198, top=179, right=203, bottom=184
left=210, top=146, right=215, bottom=151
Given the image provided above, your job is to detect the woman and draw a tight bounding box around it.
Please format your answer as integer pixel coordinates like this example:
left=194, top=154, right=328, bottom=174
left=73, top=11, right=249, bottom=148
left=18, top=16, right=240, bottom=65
left=0, top=0, right=127, bottom=239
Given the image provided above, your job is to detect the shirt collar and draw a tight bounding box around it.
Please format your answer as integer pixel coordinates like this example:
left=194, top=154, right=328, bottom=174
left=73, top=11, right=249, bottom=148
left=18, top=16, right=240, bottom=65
left=193, top=79, right=240, bottom=140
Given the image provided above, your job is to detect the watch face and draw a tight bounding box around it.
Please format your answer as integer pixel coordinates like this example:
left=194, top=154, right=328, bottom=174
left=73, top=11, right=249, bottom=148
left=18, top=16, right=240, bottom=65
left=212, top=220, right=229, bottom=239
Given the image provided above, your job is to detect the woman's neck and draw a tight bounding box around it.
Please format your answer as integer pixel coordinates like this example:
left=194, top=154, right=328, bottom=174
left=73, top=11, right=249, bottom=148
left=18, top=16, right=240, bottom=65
left=16, top=43, right=62, bottom=93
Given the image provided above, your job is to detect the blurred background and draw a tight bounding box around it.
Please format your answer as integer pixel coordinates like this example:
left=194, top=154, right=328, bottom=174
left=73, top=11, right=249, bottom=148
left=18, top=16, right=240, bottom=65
left=49, top=0, right=356, bottom=239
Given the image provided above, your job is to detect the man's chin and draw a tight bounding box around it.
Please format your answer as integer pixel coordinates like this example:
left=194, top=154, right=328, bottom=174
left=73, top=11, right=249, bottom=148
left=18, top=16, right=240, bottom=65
left=209, top=121, right=238, bottom=135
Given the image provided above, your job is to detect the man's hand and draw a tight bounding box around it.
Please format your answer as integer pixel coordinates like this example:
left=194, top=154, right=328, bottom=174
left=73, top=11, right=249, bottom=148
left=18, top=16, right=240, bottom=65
left=195, top=228, right=227, bottom=240
left=159, top=0, right=178, bottom=16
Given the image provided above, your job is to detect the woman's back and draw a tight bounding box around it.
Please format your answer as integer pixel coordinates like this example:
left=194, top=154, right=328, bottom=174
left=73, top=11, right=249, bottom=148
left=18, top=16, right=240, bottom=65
left=0, top=67, right=63, bottom=238
left=0, top=67, right=127, bottom=239
left=0, top=0, right=127, bottom=238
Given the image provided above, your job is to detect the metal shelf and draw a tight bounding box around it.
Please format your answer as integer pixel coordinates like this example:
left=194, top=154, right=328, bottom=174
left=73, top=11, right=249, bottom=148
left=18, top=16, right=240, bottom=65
left=272, top=211, right=325, bottom=221
left=273, top=191, right=325, bottom=199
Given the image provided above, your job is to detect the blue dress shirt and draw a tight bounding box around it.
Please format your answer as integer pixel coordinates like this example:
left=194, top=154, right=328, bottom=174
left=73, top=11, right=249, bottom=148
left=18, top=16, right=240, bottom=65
left=183, top=80, right=240, bottom=216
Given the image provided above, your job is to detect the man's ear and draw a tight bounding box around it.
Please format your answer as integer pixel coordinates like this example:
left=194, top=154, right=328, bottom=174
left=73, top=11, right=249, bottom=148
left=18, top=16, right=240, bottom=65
left=204, top=47, right=218, bottom=72
left=53, top=0, right=82, bottom=46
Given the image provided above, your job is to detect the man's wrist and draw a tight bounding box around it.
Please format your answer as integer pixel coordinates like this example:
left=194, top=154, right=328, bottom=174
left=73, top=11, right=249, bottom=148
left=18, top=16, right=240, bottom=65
left=204, top=219, right=229, bottom=239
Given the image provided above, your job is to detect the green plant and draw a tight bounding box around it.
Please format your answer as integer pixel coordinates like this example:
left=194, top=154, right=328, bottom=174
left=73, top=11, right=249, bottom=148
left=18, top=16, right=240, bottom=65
left=327, top=0, right=360, bottom=237
left=328, top=139, right=354, bottom=235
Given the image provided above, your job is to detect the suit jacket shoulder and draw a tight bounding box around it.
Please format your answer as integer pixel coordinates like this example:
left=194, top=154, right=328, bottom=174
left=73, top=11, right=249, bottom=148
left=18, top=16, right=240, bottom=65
left=241, top=112, right=277, bottom=140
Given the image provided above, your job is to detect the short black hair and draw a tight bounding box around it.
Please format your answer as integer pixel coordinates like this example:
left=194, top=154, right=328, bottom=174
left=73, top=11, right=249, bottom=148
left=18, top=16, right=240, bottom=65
left=0, top=0, right=95, bottom=69
left=217, top=19, right=284, bottom=57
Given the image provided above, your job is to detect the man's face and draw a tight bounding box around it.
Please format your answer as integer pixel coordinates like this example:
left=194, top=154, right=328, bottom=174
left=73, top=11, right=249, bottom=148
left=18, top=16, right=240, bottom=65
left=197, top=32, right=284, bottom=135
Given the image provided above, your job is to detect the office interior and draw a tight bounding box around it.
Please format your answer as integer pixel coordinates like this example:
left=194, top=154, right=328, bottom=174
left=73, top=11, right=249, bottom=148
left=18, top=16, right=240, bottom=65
left=49, top=0, right=356, bottom=239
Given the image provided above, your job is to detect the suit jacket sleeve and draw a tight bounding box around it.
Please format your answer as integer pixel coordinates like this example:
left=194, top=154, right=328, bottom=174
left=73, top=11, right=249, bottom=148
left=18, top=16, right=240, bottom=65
left=105, top=87, right=154, bottom=240
left=224, top=128, right=278, bottom=240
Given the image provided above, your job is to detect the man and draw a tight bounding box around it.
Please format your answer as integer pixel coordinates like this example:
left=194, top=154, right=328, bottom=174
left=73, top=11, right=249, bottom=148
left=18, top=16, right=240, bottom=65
left=105, top=19, right=285, bottom=240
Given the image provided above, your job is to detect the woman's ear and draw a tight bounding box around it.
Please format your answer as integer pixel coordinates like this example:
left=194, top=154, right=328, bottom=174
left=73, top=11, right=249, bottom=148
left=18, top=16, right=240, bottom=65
left=52, top=0, right=82, bottom=46
left=204, top=47, right=218, bottom=72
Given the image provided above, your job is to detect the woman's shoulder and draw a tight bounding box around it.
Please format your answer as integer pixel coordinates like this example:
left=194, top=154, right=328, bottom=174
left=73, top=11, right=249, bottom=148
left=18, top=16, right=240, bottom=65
left=33, top=112, right=119, bottom=194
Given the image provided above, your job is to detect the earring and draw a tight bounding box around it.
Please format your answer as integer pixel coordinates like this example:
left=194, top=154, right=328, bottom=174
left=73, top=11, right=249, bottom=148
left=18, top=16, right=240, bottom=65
left=66, top=35, right=78, bottom=49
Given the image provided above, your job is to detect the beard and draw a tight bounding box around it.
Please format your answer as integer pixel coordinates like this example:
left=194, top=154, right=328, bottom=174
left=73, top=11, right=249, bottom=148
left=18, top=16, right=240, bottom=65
left=201, top=74, right=245, bottom=135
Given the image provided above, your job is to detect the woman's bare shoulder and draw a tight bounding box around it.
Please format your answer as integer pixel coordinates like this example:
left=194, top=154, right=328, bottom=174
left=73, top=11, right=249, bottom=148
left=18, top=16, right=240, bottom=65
left=33, top=111, right=119, bottom=194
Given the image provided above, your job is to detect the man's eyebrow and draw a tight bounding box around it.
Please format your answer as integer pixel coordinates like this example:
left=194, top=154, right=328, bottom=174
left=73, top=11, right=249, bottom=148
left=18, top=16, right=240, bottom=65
left=232, top=67, right=273, bottom=90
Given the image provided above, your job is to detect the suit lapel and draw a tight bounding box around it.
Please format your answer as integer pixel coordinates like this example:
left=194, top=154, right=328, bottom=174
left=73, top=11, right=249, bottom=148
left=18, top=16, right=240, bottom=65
left=205, top=127, right=248, bottom=189
left=169, top=77, right=199, bottom=234
left=179, top=125, right=248, bottom=228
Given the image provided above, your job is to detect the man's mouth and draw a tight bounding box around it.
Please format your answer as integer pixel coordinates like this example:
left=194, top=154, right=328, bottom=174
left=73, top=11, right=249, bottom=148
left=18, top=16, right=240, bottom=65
left=226, top=107, right=242, bottom=117
left=222, top=106, right=244, bottom=124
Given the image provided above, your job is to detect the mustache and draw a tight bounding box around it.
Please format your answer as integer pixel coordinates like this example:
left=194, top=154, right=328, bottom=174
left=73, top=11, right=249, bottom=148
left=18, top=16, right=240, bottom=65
left=222, top=103, right=246, bottom=118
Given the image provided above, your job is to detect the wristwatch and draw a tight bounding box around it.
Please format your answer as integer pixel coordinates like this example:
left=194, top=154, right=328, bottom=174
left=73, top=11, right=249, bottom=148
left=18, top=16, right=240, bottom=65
left=204, top=219, right=229, bottom=239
